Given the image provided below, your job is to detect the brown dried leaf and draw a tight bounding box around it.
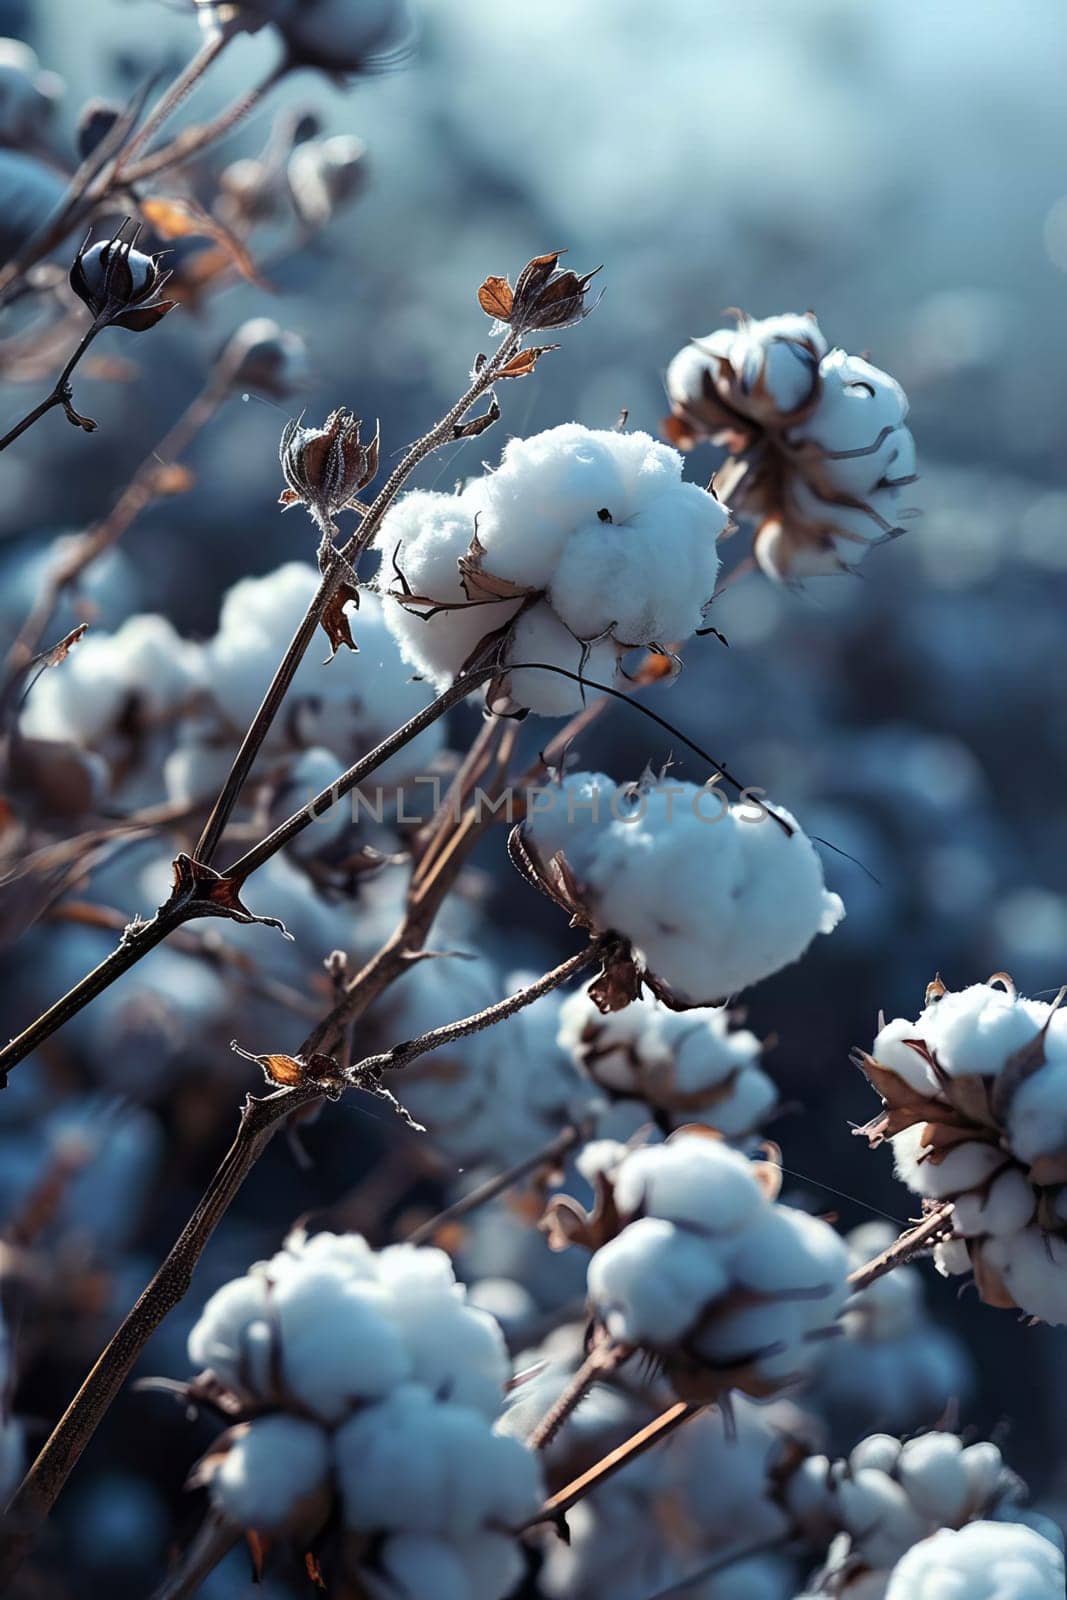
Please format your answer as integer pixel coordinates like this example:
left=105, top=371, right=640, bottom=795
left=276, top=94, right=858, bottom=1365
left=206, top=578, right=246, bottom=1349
left=458, top=527, right=534, bottom=604
left=587, top=942, right=642, bottom=1013
left=452, top=395, right=501, bottom=440
left=496, top=345, right=560, bottom=379
left=321, top=580, right=359, bottom=658
left=140, top=196, right=267, bottom=289
left=477, top=274, right=514, bottom=321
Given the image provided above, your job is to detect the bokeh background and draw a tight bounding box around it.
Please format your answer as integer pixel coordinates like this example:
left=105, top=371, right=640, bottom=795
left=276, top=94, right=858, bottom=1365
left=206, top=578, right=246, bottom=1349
left=2, top=0, right=1067, bottom=1593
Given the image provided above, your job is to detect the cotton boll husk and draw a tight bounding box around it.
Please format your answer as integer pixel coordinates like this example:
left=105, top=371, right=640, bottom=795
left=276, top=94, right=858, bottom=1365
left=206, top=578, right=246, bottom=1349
left=272, top=1268, right=409, bottom=1421
left=278, top=0, right=410, bottom=67
left=883, top=1520, right=1066, bottom=1600
left=548, top=482, right=725, bottom=646
left=211, top=1415, right=330, bottom=1534
left=588, top=1216, right=729, bottom=1345
left=981, top=1227, right=1067, bottom=1324
left=612, top=1137, right=766, bottom=1233
left=375, top=489, right=521, bottom=687
left=334, top=1384, right=542, bottom=1538
left=501, top=600, right=620, bottom=716
left=583, top=789, right=844, bottom=1001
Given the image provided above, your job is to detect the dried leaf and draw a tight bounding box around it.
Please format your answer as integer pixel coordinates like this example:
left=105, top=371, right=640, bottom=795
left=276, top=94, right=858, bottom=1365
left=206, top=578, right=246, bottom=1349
left=496, top=345, right=560, bottom=379
left=144, top=461, right=195, bottom=498
left=320, top=580, right=360, bottom=658
left=140, top=196, right=267, bottom=290
left=453, top=395, right=501, bottom=439
left=477, top=275, right=514, bottom=321
left=231, top=1041, right=347, bottom=1096
left=458, top=526, right=534, bottom=603
left=37, top=624, right=88, bottom=672
left=587, top=942, right=642, bottom=1013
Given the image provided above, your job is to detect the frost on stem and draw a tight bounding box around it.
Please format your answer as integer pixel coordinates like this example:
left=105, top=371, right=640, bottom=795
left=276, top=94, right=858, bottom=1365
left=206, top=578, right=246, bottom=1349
left=787, top=1429, right=1050, bottom=1597
left=516, top=771, right=843, bottom=1007
left=664, top=311, right=917, bottom=581
left=882, top=1520, right=1065, bottom=1600
left=855, top=975, right=1067, bottom=1322
left=178, top=1229, right=542, bottom=1595
left=543, top=1129, right=849, bottom=1405
left=558, top=982, right=777, bottom=1142
left=374, top=425, right=728, bottom=716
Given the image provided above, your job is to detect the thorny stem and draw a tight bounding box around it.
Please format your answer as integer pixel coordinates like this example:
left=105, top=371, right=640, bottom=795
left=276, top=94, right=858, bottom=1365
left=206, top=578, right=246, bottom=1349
left=527, top=1340, right=633, bottom=1451
left=406, top=1122, right=584, bottom=1246
left=0, top=318, right=105, bottom=452
left=0, top=947, right=598, bottom=1578
left=846, top=1201, right=956, bottom=1292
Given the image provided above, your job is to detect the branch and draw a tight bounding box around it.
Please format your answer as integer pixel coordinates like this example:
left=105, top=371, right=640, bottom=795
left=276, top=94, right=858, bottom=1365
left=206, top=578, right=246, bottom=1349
left=0, top=318, right=105, bottom=452
left=846, top=1202, right=956, bottom=1292
left=406, top=1122, right=584, bottom=1246
left=527, top=1339, right=632, bottom=1451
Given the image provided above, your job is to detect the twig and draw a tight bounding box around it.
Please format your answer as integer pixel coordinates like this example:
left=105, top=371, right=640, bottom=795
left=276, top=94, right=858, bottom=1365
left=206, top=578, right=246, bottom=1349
left=123, top=66, right=284, bottom=184
left=846, top=1202, right=956, bottom=1292
left=522, top=1400, right=703, bottom=1529
left=113, top=25, right=237, bottom=179
left=0, top=318, right=105, bottom=452
left=527, top=1339, right=633, bottom=1451
left=642, top=1534, right=794, bottom=1598
left=406, top=1122, right=584, bottom=1246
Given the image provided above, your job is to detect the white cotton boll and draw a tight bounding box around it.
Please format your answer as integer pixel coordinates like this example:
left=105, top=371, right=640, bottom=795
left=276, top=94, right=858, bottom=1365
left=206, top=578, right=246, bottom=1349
left=187, top=1274, right=273, bottom=1394
left=666, top=335, right=730, bottom=414
left=612, top=1137, right=766, bottom=1233
left=784, top=1454, right=837, bottom=1537
left=502, top=600, right=620, bottom=716
left=448, top=1531, right=527, bottom=1600
left=374, top=1256, right=509, bottom=1419
left=280, top=746, right=350, bottom=856
left=588, top=1217, right=728, bottom=1345
left=897, top=1433, right=971, bottom=1526
left=584, top=788, right=843, bottom=1002
left=471, top=425, right=631, bottom=589
left=163, top=735, right=234, bottom=806
left=884, top=1521, right=1066, bottom=1600
left=891, top=1126, right=1007, bottom=1201
left=836, top=1470, right=929, bottom=1569
left=789, top=350, right=913, bottom=499
left=380, top=954, right=500, bottom=1132
left=870, top=1016, right=944, bottom=1095
left=111, top=615, right=204, bottom=720
left=982, top=1227, right=1067, bottom=1325
left=548, top=482, right=725, bottom=647
left=211, top=1415, right=330, bottom=1533
left=953, top=1167, right=1035, bottom=1238
left=676, top=1399, right=793, bottom=1550
left=523, top=770, right=619, bottom=880
left=849, top=1433, right=903, bottom=1477
left=961, top=1442, right=1009, bottom=1511
left=369, top=1535, right=472, bottom=1600
left=0, top=150, right=67, bottom=265
left=20, top=633, right=128, bottom=746
left=272, top=1268, right=409, bottom=1421
left=934, top=1237, right=973, bottom=1278
left=896, top=984, right=1058, bottom=1082
left=731, top=313, right=828, bottom=417
left=375, top=489, right=522, bottom=688
left=575, top=1139, right=631, bottom=1186
left=335, top=1384, right=542, bottom=1538
left=273, top=1228, right=380, bottom=1283
left=1009, top=1056, right=1067, bottom=1165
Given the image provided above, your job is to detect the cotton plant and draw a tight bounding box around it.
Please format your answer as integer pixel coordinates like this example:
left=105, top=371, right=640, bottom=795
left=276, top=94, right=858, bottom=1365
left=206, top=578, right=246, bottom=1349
left=374, top=424, right=729, bottom=716
left=177, top=1229, right=541, bottom=1596
left=808, top=1221, right=973, bottom=1441
left=786, top=1428, right=1034, bottom=1596
left=558, top=981, right=777, bottom=1141
left=854, top=977, right=1067, bottom=1323
left=516, top=770, right=843, bottom=1007
left=664, top=311, right=917, bottom=581
left=882, top=1520, right=1065, bottom=1600
left=540, top=1129, right=850, bottom=1407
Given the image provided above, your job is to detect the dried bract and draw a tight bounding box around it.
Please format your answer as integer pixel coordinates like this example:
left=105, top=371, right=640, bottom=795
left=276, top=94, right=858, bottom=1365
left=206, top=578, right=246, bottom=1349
left=279, top=407, right=379, bottom=522
left=478, top=250, right=602, bottom=335
left=68, top=222, right=176, bottom=333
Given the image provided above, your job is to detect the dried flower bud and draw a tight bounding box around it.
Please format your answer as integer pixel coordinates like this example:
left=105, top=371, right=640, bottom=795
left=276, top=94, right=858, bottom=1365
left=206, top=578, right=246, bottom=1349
left=478, top=251, right=602, bottom=335
left=68, top=222, right=176, bottom=332
left=216, top=317, right=309, bottom=398
left=287, top=134, right=367, bottom=230
left=279, top=408, right=379, bottom=520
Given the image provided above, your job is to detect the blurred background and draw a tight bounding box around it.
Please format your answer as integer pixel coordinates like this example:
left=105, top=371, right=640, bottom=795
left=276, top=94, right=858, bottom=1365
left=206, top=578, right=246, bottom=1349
left=2, top=0, right=1067, bottom=1593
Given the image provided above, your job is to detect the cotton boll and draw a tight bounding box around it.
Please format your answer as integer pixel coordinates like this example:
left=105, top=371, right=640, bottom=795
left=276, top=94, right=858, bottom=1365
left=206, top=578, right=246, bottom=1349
left=675, top=1399, right=793, bottom=1551
left=890, top=1127, right=1007, bottom=1201
left=376, top=489, right=522, bottom=687
left=884, top=1521, right=1065, bottom=1600
left=730, top=314, right=828, bottom=418
left=1008, top=1055, right=1067, bottom=1165
left=952, top=1167, right=1035, bottom=1238
left=849, top=1434, right=903, bottom=1477
left=612, top=1137, right=765, bottom=1233
left=211, top=1416, right=330, bottom=1534
left=548, top=482, right=725, bottom=647
left=501, top=600, right=620, bottom=716
left=589, top=1216, right=728, bottom=1345
left=187, top=1274, right=273, bottom=1396
left=523, top=770, right=619, bottom=879
left=788, top=350, right=913, bottom=499
left=276, top=0, right=410, bottom=70
left=163, top=734, right=234, bottom=806
left=0, top=150, right=67, bottom=265
left=896, top=1432, right=972, bottom=1526
left=334, top=1384, right=542, bottom=1538
left=272, top=1268, right=409, bottom=1421
left=834, top=1470, right=929, bottom=1570
left=368, top=1535, right=473, bottom=1600
left=982, top=1228, right=1067, bottom=1325
left=278, top=746, right=351, bottom=857
left=373, top=1252, right=509, bottom=1419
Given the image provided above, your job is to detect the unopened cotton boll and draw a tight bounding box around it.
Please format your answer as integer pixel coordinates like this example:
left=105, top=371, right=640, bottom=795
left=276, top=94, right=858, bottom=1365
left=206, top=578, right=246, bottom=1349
left=273, top=0, right=411, bottom=71
left=211, top=1415, right=331, bottom=1534
left=884, top=1520, right=1066, bottom=1600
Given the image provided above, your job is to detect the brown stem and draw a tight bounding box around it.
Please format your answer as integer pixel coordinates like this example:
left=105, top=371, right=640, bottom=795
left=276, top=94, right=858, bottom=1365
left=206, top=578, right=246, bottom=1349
left=406, top=1123, right=583, bottom=1247
left=0, top=319, right=104, bottom=452
left=0, top=948, right=597, bottom=1577
left=527, top=1340, right=633, bottom=1451
left=523, top=1400, right=703, bottom=1529
left=123, top=67, right=284, bottom=184
left=847, top=1202, right=956, bottom=1292
left=113, top=25, right=237, bottom=179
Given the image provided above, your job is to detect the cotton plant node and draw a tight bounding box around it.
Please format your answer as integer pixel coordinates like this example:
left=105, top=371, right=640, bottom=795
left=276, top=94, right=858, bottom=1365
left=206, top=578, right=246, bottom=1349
left=664, top=310, right=918, bottom=582
left=539, top=1128, right=850, bottom=1409
left=854, top=975, right=1067, bottom=1322
left=512, top=770, right=843, bottom=1009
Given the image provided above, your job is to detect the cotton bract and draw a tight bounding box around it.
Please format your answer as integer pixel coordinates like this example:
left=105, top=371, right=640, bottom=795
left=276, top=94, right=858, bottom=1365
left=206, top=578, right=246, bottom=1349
left=547, top=1131, right=849, bottom=1402
left=857, top=978, right=1067, bottom=1322
left=374, top=426, right=727, bottom=716
left=884, top=1521, right=1065, bottom=1600
left=520, top=772, right=844, bottom=1003
left=665, top=311, right=916, bottom=581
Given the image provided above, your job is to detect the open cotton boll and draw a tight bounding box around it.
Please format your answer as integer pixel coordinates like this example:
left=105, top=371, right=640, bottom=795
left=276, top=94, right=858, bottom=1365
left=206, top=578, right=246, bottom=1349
left=589, top=1216, right=729, bottom=1344
left=501, top=600, right=620, bottom=716
left=210, top=1416, right=330, bottom=1534
left=523, top=770, right=619, bottom=879
left=372, top=1247, right=509, bottom=1419
left=730, top=313, right=829, bottom=417
left=334, top=1384, right=543, bottom=1538
left=981, top=1227, right=1067, bottom=1325
left=674, top=1399, right=794, bottom=1553
left=270, top=1268, right=409, bottom=1422
left=613, top=1137, right=766, bottom=1232
left=787, top=350, right=913, bottom=498
left=884, top=1521, right=1066, bottom=1600
left=575, top=784, right=843, bottom=1002
left=187, top=1274, right=273, bottom=1396
left=375, top=488, right=522, bottom=687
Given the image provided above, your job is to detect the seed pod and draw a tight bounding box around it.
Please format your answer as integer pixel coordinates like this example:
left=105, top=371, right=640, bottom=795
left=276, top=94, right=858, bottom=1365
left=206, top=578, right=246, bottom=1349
left=68, top=221, right=176, bottom=332
left=279, top=407, right=379, bottom=519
